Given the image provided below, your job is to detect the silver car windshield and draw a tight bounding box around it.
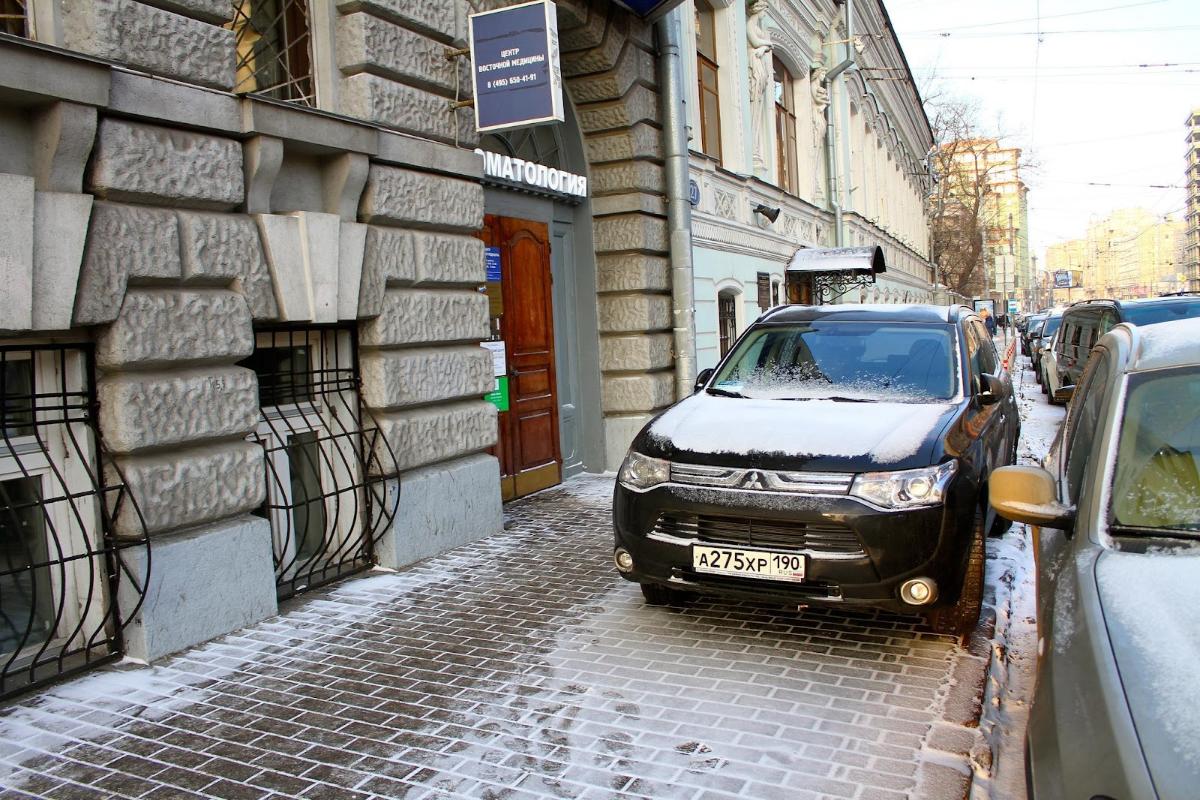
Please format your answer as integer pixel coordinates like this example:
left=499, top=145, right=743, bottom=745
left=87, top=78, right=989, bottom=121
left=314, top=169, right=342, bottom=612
left=711, top=322, right=959, bottom=401
left=1111, top=366, right=1200, bottom=534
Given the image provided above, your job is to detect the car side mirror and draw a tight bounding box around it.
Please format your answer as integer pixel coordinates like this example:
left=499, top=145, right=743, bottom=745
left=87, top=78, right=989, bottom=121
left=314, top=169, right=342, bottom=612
left=1053, top=385, right=1075, bottom=404
left=694, top=367, right=714, bottom=393
left=977, top=373, right=1004, bottom=406
left=989, top=465, right=1075, bottom=531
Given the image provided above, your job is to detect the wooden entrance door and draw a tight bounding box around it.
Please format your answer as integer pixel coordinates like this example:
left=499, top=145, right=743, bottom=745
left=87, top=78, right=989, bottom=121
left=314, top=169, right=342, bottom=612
left=479, top=215, right=562, bottom=501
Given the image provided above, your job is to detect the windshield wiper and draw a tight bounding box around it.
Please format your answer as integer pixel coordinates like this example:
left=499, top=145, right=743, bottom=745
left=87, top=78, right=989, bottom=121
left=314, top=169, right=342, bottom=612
left=822, top=396, right=872, bottom=403
left=706, top=387, right=745, bottom=398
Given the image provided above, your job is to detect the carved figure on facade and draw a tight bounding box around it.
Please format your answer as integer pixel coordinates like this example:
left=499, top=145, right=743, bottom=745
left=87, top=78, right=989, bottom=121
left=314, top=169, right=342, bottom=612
left=746, top=0, right=774, bottom=175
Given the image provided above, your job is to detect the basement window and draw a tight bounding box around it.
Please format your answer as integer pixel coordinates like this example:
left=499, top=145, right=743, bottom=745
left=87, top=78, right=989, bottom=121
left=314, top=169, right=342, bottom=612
left=0, top=0, right=28, bottom=37
left=229, top=0, right=314, bottom=106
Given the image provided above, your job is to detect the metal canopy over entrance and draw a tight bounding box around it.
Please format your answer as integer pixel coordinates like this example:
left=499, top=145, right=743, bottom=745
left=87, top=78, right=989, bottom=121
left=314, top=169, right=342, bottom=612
left=785, top=246, right=887, bottom=304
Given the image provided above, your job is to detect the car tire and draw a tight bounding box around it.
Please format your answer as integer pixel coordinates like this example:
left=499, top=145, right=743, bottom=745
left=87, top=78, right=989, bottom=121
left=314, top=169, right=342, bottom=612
left=640, top=582, right=688, bottom=606
left=926, top=507, right=985, bottom=640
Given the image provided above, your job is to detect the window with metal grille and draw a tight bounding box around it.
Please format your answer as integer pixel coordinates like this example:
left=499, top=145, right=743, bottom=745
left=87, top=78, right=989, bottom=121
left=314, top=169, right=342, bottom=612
left=718, top=291, right=738, bottom=357
left=695, top=0, right=722, bottom=161
left=0, top=345, right=149, bottom=699
left=0, top=0, right=28, bottom=37
left=242, top=327, right=397, bottom=600
left=229, top=0, right=314, bottom=105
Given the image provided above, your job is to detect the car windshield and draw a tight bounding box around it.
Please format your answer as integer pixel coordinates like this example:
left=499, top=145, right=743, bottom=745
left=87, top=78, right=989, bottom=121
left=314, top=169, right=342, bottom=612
left=1039, top=316, right=1062, bottom=338
left=1110, top=366, right=1200, bottom=534
left=1122, top=299, right=1200, bottom=327
left=710, top=321, right=958, bottom=401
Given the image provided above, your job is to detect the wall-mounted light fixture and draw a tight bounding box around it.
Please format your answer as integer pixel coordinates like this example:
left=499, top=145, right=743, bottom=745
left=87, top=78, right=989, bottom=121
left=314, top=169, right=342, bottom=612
left=753, top=203, right=781, bottom=223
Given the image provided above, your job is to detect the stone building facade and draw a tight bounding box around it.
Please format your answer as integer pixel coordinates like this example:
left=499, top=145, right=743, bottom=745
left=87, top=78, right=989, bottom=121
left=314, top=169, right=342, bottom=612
left=0, top=0, right=674, bottom=693
left=683, top=0, right=935, bottom=369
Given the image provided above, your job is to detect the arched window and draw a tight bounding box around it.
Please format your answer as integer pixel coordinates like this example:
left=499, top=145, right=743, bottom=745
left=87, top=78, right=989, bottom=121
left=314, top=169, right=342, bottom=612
left=773, top=57, right=798, bottom=194
left=695, top=0, right=722, bottom=161
left=718, top=289, right=738, bottom=356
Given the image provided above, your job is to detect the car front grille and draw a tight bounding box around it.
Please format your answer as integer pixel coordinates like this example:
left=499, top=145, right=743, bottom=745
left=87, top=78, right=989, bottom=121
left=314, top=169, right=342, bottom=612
left=670, top=463, right=853, bottom=495
left=654, top=513, right=866, bottom=557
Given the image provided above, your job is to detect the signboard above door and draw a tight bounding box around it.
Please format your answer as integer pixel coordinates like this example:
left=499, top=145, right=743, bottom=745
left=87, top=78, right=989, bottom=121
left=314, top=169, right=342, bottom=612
left=469, top=0, right=564, bottom=133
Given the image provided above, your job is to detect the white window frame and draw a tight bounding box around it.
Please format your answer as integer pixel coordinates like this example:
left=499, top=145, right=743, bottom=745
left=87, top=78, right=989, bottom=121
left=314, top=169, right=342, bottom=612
left=1, top=348, right=107, bottom=669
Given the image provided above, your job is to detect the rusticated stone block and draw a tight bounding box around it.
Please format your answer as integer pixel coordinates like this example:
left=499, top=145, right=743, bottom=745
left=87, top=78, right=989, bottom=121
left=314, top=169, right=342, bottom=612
left=559, top=3, right=605, bottom=51
left=74, top=201, right=181, bottom=326
left=584, top=122, right=663, bottom=165
left=596, top=253, right=670, bottom=292
left=413, top=232, right=485, bottom=285
left=337, top=12, right=456, bottom=92
left=109, top=441, right=265, bottom=536
left=359, top=164, right=483, bottom=232
left=62, top=0, right=234, bottom=90
left=591, top=161, right=664, bottom=196
left=359, top=289, right=489, bottom=347
left=602, top=372, right=674, bottom=413
left=139, top=0, right=231, bottom=24
left=562, top=13, right=626, bottom=77
left=605, top=413, right=652, bottom=472
left=601, top=333, right=673, bottom=372
left=372, top=401, right=498, bottom=474
left=360, top=346, right=492, bottom=410
left=334, top=0, right=455, bottom=42
left=566, top=44, right=654, bottom=104
left=364, top=226, right=415, bottom=283
left=577, top=84, right=658, bottom=133
left=96, top=288, right=253, bottom=369
left=89, top=120, right=244, bottom=210
left=99, top=366, right=261, bottom=453
left=594, top=213, right=668, bottom=253
left=598, top=294, right=672, bottom=333
left=591, top=192, right=667, bottom=218
left=340, top=74, right=472, bottom=147
left=177, top=212, right=278, bottom=320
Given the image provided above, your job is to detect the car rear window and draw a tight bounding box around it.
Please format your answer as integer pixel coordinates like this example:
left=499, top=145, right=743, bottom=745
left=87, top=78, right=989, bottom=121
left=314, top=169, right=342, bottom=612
left=1122, top=299, right=1200, bottom=327
left=712, top=321, right=959, bottom=401
left=1110, top=366, right=1200, bottom=534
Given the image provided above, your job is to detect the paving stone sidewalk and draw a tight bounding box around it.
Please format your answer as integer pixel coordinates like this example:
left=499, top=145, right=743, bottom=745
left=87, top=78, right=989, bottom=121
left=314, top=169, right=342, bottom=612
left=0, top=476, right=979, bottom=800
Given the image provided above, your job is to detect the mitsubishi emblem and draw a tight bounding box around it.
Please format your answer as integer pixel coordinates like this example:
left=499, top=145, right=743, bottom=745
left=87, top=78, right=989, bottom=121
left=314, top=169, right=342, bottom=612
left=742, top=470, right=768, bottom=490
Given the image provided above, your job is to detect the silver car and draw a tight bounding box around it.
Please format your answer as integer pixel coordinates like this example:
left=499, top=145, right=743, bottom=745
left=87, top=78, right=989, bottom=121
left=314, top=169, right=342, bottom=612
left=990, top=318, right=1200, bottom=800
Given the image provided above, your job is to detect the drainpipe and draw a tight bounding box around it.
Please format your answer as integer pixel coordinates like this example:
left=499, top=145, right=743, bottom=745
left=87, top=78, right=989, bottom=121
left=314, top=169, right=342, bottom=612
left=824, top=0, right=857, bottom=248
left=656, top=9, right=697, bottom=400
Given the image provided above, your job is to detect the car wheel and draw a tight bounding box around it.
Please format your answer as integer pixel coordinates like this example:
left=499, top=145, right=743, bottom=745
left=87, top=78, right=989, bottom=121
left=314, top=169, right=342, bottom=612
left=926, top=507, right=985, bottom=640
left=640, top=582, right=688, bottom=606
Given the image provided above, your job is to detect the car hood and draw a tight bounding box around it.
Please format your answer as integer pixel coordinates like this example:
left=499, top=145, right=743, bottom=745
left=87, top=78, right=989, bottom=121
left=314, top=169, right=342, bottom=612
left=637, top=393, right=958, bottom=471
left=1095, top=546, right=1200, bottom=799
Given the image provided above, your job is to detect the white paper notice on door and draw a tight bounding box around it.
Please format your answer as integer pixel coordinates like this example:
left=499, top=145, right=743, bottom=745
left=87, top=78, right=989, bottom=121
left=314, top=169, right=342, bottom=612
left=482, top=341, right=507, bottom=377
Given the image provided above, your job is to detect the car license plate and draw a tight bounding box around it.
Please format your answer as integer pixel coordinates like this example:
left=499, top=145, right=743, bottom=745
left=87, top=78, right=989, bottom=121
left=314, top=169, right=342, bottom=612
left=692, top=546, right=805, bottom=582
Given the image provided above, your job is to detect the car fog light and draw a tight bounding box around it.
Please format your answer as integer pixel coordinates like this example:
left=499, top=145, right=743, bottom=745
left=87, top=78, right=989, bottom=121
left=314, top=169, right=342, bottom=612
left=614, top=548, right=634, bottom=573
left=900, top=578, right=937, bottom=606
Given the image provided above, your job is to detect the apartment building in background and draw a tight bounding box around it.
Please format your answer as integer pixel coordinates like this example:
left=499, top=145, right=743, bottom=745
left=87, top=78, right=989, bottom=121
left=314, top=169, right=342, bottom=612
left=1186, top=107, right=1200, bottom=290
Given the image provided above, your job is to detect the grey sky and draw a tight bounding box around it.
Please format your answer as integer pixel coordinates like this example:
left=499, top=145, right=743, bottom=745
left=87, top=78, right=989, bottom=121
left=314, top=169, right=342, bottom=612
left=885, top=0, right=1200, bottom=265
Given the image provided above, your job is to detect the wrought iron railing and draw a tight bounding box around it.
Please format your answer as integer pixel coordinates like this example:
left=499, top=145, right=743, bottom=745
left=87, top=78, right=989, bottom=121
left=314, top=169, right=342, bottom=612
left=0, top=344, right=150, bottom=699
left=229, top=0, right=315, bottom=106
left=242, top=327, right=398, bottom=600
left=0, top=0, right=28, bottom=37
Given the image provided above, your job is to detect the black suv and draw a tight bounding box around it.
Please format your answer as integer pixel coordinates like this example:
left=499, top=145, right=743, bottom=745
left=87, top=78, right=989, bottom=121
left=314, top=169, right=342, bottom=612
left=612, top=304, right=1020, bottom=637
left=1053, top=294, right=1200, bottom=389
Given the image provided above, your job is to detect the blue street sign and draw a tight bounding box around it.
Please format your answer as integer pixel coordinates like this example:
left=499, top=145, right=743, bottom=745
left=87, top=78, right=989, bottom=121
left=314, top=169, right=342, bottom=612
left=470, top=1, right=564, bottom=133
left=485, top=247, right=501, bottom=281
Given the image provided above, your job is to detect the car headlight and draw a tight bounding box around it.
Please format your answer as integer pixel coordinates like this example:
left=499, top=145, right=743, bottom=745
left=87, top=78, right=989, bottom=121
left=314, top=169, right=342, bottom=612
left=618, top=451, right=671, bottom=491
left=850, top=461, right=958, bottom=510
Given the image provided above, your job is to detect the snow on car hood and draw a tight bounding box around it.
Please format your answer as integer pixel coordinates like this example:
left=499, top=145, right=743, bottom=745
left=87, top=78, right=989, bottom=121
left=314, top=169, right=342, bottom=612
left=643, top=394, right=956, bottom=468
left=1096, top=547, right=1200, bottom=799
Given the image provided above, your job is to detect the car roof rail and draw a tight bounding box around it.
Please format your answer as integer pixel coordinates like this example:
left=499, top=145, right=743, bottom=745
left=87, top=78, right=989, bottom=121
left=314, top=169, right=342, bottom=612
left=1158, top=290, right=1200, bottom=297
left=1068, top=298, right=1117, bottom=307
